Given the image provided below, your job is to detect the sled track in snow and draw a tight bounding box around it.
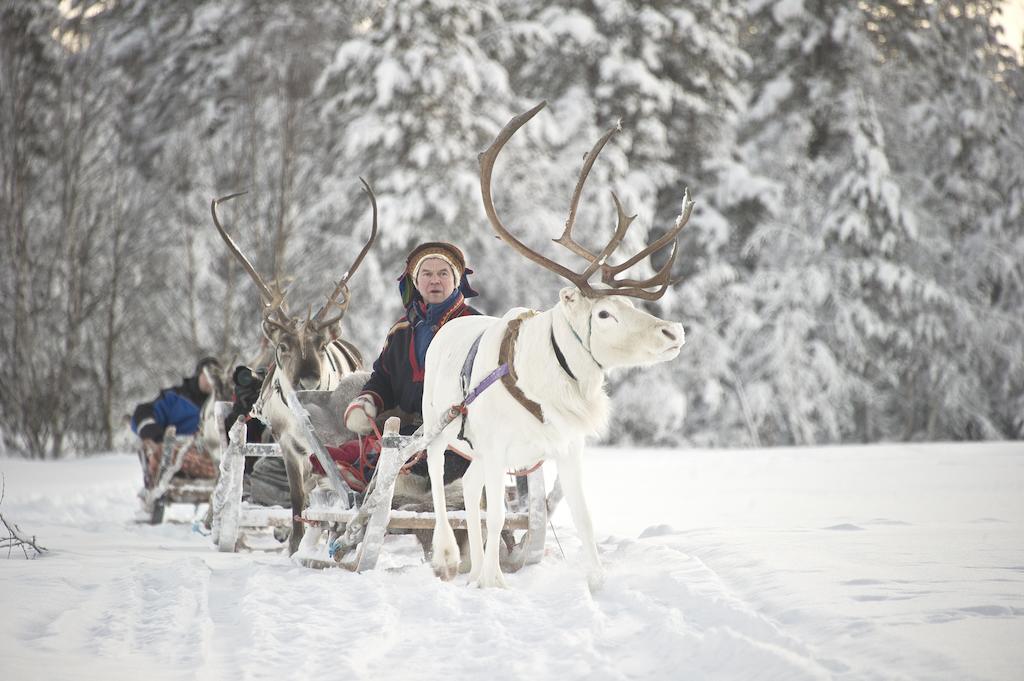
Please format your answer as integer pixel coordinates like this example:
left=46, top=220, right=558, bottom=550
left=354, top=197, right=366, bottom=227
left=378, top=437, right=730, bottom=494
left=3, top=446, right=1021, bottom=680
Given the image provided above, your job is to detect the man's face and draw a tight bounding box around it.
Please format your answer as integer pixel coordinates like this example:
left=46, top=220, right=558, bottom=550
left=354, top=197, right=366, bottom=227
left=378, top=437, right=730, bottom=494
left=415, top=257, right=457, bottom=305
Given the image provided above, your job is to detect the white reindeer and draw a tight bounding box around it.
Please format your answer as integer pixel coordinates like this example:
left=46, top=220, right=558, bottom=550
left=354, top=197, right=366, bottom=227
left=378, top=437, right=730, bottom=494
left=423, top=103, right=691, bottom=589
left=210, top=182, right=377, bottom=554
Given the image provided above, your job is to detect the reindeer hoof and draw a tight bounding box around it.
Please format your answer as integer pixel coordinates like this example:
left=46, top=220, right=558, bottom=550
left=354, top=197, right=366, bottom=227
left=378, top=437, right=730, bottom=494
left=587, top=568, right=606, bottom=592
left=431, top=526, right=460, bottom=580
left=432, top=552, right=460, bottom=581
left=475, top=566, right=507, bottom=589
left=431, top=544, right=461, bottom=580
left=430, top=543, right=460, bottom=581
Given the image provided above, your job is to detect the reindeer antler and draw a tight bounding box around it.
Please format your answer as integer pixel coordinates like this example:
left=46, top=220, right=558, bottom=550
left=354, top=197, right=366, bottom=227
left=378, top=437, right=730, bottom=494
left=211, top=191, right=291, bottom=321
left=479, top=101, right=695, bottom=301
left=313, top=178, right=379, bottom=331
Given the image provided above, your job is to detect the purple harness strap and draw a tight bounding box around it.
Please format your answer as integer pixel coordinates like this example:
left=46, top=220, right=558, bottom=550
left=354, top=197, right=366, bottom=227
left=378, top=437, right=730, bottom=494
left=455, top=333, right=509, bottom=447
left=460, top=332, right=508, bottom=407
left=464, top=363, right=509, bottom=406
left=454, top=311, right=544, bottom=446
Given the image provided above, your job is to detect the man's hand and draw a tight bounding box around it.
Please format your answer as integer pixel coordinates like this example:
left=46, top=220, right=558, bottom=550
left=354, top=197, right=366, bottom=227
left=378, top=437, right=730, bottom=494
left=344, top=396, right=378, bottom=435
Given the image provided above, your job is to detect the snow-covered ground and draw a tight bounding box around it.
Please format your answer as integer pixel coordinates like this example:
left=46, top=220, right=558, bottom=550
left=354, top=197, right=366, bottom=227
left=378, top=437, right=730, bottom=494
left=1, top=442, right=1021, bottom=681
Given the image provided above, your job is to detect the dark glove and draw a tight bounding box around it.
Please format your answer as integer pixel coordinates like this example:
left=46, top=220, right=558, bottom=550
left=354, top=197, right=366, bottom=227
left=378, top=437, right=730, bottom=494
left=138, top=421, right=164, bottom=442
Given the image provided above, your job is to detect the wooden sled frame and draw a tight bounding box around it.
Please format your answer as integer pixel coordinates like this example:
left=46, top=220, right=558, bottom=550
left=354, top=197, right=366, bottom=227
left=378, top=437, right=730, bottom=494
left=138, top=427, right=218, bottom=525
left=208, top=401, right=294, bottom=549
left=209, top=388, right=550, bottom=573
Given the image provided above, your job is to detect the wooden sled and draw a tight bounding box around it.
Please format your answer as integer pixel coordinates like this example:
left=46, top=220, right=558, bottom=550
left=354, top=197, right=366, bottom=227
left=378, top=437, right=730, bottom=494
left=137, top=427, right=218, bottom=525
left=209, top=387, right=551, bottom=573
left=207, top=401, right=292, bottom=550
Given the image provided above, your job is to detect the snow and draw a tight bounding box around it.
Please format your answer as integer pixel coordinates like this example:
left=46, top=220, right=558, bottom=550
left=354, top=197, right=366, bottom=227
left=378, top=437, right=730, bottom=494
left=541, top=8, right=600, bottom=46
left=771, top=0, right=806, bottom=24
left=1, top=442, right=1022, bottom=681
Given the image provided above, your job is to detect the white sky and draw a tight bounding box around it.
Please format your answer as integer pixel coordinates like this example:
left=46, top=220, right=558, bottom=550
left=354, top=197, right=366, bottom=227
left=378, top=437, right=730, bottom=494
left=1002, top=0, right=1024, bottom=59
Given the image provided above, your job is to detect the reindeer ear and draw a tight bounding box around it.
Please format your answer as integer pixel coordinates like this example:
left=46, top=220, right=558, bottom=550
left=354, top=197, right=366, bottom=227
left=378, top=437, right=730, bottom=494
left=261, top=319, right=277, bottom=342
left=559, top=286, right=580, bottom=306
left=322, top=321, right=341, bottom=342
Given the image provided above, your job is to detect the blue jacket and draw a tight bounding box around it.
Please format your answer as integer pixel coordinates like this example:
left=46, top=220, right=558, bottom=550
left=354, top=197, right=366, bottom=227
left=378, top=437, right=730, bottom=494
left=130, top=376, right=207, bottom=442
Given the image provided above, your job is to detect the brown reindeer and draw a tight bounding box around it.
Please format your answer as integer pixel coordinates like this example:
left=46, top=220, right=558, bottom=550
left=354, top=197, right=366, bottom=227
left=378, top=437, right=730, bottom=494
left=211, top=180, right=377, bottom=554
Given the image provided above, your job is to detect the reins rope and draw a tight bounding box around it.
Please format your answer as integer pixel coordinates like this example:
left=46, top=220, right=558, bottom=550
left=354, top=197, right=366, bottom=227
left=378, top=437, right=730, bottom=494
left=562, top=312, right=603, bottom=370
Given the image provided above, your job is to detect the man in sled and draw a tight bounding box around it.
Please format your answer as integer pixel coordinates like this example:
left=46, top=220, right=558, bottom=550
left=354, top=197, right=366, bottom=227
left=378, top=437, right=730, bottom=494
left=314, top=241, right=482, bottom=491
left=131, top=356, right=222, bottom=489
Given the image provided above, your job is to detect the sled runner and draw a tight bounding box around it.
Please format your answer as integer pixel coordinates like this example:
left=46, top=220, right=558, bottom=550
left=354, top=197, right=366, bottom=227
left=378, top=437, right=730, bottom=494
left=209, top=384, right=551, bottom=572
left=137, top=426, right=218, bottom=525
left=207, top=400, right=294, bottom=551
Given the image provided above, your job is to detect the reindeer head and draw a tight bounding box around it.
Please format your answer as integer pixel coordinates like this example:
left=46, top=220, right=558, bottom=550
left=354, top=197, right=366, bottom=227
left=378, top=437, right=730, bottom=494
left=556, top=286, right=684, bottom=370
left=261, top=309, right=354, bottom=389
left=479, top=101, right=692, bottom=372
left=210, top=180, right=378, bottom=390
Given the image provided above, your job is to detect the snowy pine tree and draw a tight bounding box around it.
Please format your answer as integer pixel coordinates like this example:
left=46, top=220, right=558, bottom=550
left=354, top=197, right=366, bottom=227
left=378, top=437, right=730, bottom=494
left=501, top=0, right=765, bottom=446
left=2, top=0, right=1020, bottom=454
left=314, top=0, right=525, bottom=344
left=100, top=0, right=360, bottom=369
left=871, top=0, right=1024, bottom=438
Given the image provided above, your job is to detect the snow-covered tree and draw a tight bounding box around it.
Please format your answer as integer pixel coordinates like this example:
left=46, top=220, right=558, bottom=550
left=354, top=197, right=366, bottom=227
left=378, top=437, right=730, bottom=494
left=819, top=92, right=948, bottom=440
left=871, top=1, right=1024, bottom=438
left=499, top=0, right=766, bottom=446
left=315, top=0, right=525, bottom=347
left=2, top=0, right=1021, bottom=455
left=99, top=0, right=363, bottom=378
left=1, top=1, right=155, bottom=455
left=0, top=0, right=65, bottom=456
left=739, top=2, right=913, bottom=443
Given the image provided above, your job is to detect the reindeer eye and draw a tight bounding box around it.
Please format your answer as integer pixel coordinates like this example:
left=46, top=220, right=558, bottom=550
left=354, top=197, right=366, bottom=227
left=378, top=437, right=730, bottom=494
left=598, top=310, right=611, bottom=319
left=277, top=344, right=288, bottom=354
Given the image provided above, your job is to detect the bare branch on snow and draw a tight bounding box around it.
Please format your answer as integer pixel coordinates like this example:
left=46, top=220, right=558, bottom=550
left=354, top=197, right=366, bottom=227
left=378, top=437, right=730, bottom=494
left=1, top=474, right=47, bottom=559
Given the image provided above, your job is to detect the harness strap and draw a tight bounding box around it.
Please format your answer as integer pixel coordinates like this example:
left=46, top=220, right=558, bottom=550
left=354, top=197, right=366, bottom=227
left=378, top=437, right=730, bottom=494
left=389, top=313, right=548, bottom=477
left=458, top=332, right=501, bottom=447
left=460, top=333, right=485, bottom=396
left=335, top=340, right=363, bottom=371
left=441, top=311, right=544, bottom=460
left=325, top=343, right=341, bottom=377
left=565, top=313, right=603, bottom=370
left=498, top=312, right=544, bottom=423
left=508, top=459, right=544, bottom=477
left=464, top=362, right=509, bottom=407
left=550, top=330, right=577, bottom=381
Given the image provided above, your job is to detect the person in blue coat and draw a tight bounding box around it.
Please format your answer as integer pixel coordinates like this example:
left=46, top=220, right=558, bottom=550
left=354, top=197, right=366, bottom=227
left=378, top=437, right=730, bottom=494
left=131, top=356, right=220, bottom=485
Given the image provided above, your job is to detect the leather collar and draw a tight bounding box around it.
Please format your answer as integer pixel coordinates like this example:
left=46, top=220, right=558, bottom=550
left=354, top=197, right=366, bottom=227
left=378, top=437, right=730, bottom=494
left=550, top=330, right=577, bottom=381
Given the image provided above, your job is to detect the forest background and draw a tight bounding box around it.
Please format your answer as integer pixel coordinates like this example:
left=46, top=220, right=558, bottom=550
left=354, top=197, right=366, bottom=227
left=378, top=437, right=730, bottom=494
left=2, top=0, right=1022, bottom=459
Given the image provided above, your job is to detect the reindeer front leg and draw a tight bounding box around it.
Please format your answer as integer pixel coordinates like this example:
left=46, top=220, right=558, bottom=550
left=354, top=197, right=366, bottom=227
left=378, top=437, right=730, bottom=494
left=476, top=458, right=508, bottom=588
left=559, top=439, right=605, bottom=591
left=462, top=459, right=485, bottom=582
left=428, top=438, right=460, bottom=580
left=281, top=440, right=308, bottom=556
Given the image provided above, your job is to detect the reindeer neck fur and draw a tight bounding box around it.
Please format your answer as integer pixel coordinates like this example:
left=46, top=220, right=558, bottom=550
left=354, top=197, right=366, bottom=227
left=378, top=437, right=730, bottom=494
left=255, top=348, right=347, bottom=433
left=512, top=305, right=610, bottom=438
